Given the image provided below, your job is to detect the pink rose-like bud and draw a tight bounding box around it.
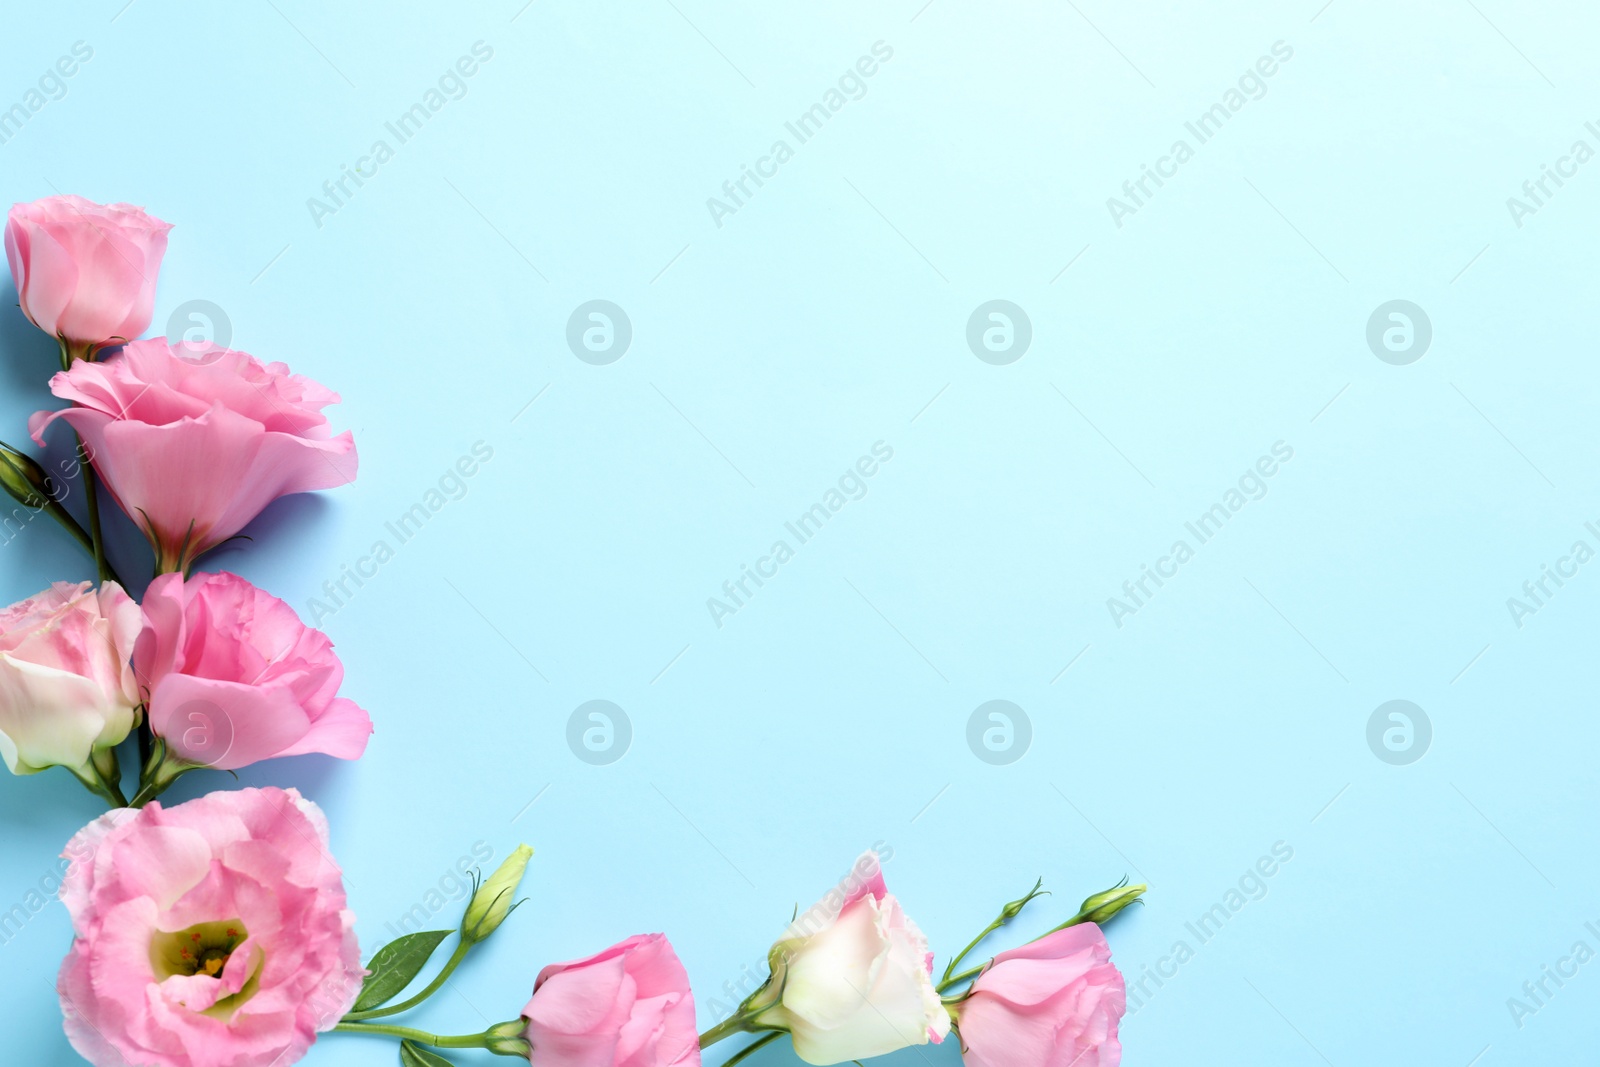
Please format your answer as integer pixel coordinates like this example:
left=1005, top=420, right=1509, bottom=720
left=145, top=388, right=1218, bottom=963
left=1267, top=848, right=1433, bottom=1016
left=956, top=923, right=1127, bottom=1067
left=136, top=571, right=371, bottom=772
left=6, top=195, right=170, bottom=351
left=0, top=580, right=140, bottom=776
left=520, top=933, right=701, bottom=1067
left=57, top=787, right=364, bottom=1067
left=749, top=852, right=950, bottom=1065
left=30, top=338, right=357, bottom=572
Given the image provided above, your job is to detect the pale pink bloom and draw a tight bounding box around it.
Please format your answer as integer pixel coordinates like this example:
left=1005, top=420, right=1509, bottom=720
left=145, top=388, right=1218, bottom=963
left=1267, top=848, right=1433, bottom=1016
left=6, top=195, right=170, bottom=350
left=30, top=338, right=357, bottom=572
left=0, top=580, right=140, bottom=775
left=521, top=933, right=701, bottom=1067
left=956, top=923, right=1126, bottom=1067
left=136, top=571, right=371, bottom=771
left=57, top=787, right=364, bottom=1067
left=750, top=852, right=949, bottom=1065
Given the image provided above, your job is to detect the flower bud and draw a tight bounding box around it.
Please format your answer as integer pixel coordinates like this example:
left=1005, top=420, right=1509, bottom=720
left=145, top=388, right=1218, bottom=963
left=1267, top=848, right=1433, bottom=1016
left=999, top=877, right=1047, bottom=923
left=7, top=195, right=170, bottom=350
left=1070, top=879, right=1146, bottom=927
left=0, top=440, right=95, bottom=561
left=0, top=442, right=54, bottom=509
left=461, top=844, right=533, bottom=944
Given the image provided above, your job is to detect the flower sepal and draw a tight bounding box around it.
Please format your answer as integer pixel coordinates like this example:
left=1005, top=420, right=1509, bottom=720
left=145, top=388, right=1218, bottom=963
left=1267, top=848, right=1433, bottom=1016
left=483, top=1019, right=530, bottom=1058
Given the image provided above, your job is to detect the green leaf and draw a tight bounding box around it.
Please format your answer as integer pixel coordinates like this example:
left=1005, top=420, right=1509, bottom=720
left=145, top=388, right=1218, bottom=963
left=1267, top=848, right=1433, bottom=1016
left=353, top=930, right=453, bottom=1012
left=399, top=1040, right=458, bottom=1067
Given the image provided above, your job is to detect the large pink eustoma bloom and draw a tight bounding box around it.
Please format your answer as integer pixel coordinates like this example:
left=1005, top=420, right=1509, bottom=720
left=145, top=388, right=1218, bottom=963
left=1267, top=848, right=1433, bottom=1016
left=0, top=580, right=140, bottom=776
left=520, top=933, right=701, bottom=1067
left=30, top=338, right=357, bottom=572
left=57, top=787, right=364, bottom=1067
left=749, top=851, right=949, bottom=1065
left=136, top=571, right=371, bottom=772
left=955, top=923, right=1126, bottom=1067
left=6, top=195, right=170, bottom=353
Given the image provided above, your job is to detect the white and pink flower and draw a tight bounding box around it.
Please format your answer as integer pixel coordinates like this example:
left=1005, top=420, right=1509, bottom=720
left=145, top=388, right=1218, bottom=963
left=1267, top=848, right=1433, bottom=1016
left=749, top=852, right=950, bottom=1065
left=0, top=580, right=140, bottom=777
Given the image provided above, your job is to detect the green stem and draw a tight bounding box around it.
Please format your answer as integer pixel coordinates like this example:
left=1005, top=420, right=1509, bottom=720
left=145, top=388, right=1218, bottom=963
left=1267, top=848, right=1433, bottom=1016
left=1045, top=912, right=1093, bottom=937
left=942, top=919, right=1006, bottom=986
left=344, top=940, right=472, bottom=1021
left=47, top=495, right=118, bottom=585
left=136, top=726, right=152, bottom=786
left=941, top=877, right=1047, bottom=986
left=128, top=743, right=192, bottom=808
left=698, top=1014, right=753, bottom=1049
left=333, top=1021, right=489, bottom=1049
left=78, top=442, right=109, bottom=584
left=41, top=497, right=93, bottom=554
left=939, top=963, right=985, bottom=994
left=6, top=450, right=122, bottom=584
left=716, top=1031, right=783, bottom=1066
left=939, top=911, right=1090, bottom=995
left=54, top=337, right=115, bottom=587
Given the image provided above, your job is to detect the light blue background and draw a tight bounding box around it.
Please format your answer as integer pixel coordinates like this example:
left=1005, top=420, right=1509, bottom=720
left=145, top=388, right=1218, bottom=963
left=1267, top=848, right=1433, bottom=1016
left=1, top=1, right=1597, bottom=1064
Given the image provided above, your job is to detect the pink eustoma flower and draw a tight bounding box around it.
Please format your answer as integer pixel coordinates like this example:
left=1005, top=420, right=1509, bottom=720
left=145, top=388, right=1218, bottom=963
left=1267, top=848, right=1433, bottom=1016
left=955, top=923, right=1126, bottom=1067
left=6, top=194, right=171, bottom=353
left=30, top=338, right=357, bottom=572
left=136, top=571, right=371, bottom=772
left=56, top=786, right=364, bottom=1067
left=520, top=933, right=702, bottom=1067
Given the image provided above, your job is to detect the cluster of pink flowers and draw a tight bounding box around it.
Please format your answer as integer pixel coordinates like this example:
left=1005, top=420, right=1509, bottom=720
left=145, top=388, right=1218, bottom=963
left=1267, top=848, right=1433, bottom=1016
left=0, top=196, right=370, bottom=808
left=0, top=195, right=1138, bottom=1067
left=0, top=195, right=379, bottom=1067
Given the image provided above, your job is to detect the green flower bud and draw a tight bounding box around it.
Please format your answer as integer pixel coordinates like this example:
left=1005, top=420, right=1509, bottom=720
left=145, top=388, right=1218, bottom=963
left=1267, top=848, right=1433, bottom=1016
left=461, top=844, right=533, bottom=944
left=0, top=443, right=53, bottom=509
left=1071, top=878, right=1146, bottom=927
left=999, top=878, right=1048, bottom=924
